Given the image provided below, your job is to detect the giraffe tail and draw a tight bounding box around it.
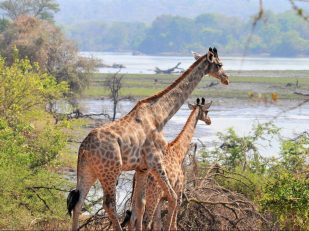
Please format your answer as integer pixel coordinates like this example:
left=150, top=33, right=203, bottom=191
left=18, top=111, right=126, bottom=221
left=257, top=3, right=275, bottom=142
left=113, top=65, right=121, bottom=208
left=121, top=210, right=132, bottom=228
left=67, top=189, right=80, bottom=217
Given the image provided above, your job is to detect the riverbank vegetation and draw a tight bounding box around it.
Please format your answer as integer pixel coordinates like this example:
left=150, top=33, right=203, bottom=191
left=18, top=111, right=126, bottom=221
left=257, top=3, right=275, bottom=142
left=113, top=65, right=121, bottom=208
left=0, top=56, right=71, bottom=228
left=65, top=123, right=309, bottom=230
left=179, top=123, right=309, bottom=230
left=0, top=57, right=308, bottom=229
left=0, top=0, right=308, bottom=230
left=83, top=71, right=309, bottom=100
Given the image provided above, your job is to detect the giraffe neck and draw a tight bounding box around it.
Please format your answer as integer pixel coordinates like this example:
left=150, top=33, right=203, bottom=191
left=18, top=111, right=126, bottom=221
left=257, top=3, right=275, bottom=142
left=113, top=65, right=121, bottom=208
left=168, top=107, right=200, bottom=162
left=137, top=55, right=209, bottom=130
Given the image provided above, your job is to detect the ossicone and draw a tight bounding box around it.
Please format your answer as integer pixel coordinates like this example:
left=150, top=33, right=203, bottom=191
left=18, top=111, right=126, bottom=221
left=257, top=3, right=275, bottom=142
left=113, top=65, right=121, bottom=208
left=201, top=97, right=205, bottom=105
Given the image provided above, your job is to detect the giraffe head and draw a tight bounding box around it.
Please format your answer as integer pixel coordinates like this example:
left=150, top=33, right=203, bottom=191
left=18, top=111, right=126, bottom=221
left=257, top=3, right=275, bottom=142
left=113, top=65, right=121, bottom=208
left=188, top=97, right=212, bottom=125
left=193, top=47, right=229, bottom=85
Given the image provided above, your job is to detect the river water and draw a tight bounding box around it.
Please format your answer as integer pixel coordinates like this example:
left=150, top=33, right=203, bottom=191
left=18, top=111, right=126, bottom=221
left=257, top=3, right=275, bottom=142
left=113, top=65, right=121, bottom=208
left=77, top=51, right=309, bottom=157
left=78, top=98, right=309, bottom=158
left=81, top=51, right=309, bottom=74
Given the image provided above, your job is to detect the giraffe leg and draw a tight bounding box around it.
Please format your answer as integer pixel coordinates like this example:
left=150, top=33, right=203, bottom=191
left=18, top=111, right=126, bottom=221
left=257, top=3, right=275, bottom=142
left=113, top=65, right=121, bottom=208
left=143, top=179, right=161, bottom=230
left=72, top=165, right=96, bottom=231
left=152, top=199, right=164, bottom=231
left=170, top=189, right=183, bottom=230
left=146, top=151, right=177, bottom=230
left=99, top=173, right=122, bottom=231
left=129, top=170, right=148, bottom=231
left=150, top=168, right=177, bottom=231
left=170, top=201, right=179, bottom=231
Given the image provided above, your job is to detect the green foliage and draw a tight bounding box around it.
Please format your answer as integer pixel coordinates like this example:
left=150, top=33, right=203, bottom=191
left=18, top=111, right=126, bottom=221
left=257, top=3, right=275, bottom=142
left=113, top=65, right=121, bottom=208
left=260, top=171, right=308, bottom=230
left=202, top=123, right=279, bottom=174
left=259, top=133, right=309, bottom=229
left=200, top=123, right=308, bottom=229
left=0, top=55, right=68, bottom=125
left=0, top=18, right=10, bottom=32
left=0, top=120, right=68, bottom=228
left=0, top=56, right=71, bottom=228
left=280, top=132, right=309, bottom=173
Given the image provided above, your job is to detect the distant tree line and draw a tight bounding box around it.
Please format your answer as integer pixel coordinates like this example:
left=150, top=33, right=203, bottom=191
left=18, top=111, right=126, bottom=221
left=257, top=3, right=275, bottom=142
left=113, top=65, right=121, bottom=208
left=65, top=11, right=309, bottom=57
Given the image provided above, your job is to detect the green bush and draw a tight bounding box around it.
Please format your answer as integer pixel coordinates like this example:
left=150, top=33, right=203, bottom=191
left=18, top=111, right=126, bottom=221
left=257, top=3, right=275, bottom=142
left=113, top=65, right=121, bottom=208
left=260, top=170, right=308, bottom=230
left=199, top=123, right=308, bottom=229
left=0, top=56, right=71, bottom=228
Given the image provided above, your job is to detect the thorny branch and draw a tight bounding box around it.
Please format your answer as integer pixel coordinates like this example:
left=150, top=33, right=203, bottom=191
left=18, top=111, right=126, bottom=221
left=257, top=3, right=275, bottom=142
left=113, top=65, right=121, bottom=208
left=177, top=163, right=272, bottom=230
left=52, top=109, right=112, bottom=124
left=270, top=98, right=309, bottom=122
left=74, top=160, right=271, bottom=230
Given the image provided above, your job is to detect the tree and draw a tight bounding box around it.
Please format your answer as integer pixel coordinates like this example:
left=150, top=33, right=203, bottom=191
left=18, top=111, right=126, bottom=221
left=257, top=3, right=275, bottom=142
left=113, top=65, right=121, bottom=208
left=104, top=71, right=124, bottom=121
left=0, top=18, right=10, bottom=32
left=0, top=16, right=96, bottom=94
left=0, top=54, right=68, bottom=125
left=0, top=55, right=70, bottom=228
left=203, top=123, right=279, bottom=174
left=0, top=0, right=59, bottom=21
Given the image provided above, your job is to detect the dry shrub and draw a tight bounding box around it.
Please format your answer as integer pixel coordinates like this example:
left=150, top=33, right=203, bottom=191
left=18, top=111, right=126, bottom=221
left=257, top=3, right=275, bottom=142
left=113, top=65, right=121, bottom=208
left=64, top=157, right=271, bottom=230
left=177, top=163, right=270, bottom=231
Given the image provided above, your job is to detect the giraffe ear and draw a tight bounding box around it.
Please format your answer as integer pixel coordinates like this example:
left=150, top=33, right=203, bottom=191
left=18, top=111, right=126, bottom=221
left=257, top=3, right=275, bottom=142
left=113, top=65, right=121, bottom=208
left=207, top=51, right=214, bottom=63
left=188, top=103, right=195, bottom=110
left=192, top=51, right=202, bottom=60
left=202, top=101, right=212, bottom=110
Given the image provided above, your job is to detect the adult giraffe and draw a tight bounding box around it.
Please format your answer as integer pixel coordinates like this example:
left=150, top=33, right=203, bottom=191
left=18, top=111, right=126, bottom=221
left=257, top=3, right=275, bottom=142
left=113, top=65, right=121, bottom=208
left=67, top=48, right=229, bottom=231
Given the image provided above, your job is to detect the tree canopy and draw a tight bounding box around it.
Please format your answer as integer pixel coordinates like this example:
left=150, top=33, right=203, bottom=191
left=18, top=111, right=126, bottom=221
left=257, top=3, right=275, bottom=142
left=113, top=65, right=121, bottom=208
left=0, top=16, right=95, bottom=94
left=0, top=0, right=59, bottom=21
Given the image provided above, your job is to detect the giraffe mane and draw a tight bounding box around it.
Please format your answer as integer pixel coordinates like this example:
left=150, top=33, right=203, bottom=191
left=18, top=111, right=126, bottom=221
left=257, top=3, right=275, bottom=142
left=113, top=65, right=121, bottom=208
left=168, top=106, right=198, bottom=147
left=141, top=54, right=207, bottom=102
left=127, top=54, right=207, bottom=114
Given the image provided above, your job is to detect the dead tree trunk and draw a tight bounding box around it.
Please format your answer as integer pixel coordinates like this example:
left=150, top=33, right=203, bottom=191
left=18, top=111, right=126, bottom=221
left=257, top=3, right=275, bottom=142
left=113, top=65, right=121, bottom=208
left=104, top=70, right=124, bottom=121
left=154, top=62, right=184, bottom=74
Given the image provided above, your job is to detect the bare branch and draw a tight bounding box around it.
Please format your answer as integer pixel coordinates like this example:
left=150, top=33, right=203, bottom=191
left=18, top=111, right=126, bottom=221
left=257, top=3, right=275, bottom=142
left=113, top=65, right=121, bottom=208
left=177, top=162, right=272, bottom=230
left=103, top=70, right=125, bottom=121
left=270, top=98, right=309, bottom=122
left=290, top=0, right=309, bottom=21
left=294, top=91, right=309, bottom=97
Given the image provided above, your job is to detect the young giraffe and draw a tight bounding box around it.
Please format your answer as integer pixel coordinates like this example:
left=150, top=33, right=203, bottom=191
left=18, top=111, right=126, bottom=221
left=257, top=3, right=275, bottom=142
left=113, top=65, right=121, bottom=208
left=145, top=98, right=212, bottom=231
left=125, top=98, right=212, bottom=231
left=67, top=48, right=229, bottom=231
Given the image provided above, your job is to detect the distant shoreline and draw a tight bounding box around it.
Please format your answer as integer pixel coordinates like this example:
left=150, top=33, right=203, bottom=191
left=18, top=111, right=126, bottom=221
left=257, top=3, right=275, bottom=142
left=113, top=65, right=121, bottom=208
left=83, top=71, right=309, bottom=100
left=80, top=51, right=309, bottom=58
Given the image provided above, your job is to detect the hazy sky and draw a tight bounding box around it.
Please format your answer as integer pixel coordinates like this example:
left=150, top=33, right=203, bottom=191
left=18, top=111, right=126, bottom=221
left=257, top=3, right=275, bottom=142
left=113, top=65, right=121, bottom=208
left=55, top=0, right=309, bottom=24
